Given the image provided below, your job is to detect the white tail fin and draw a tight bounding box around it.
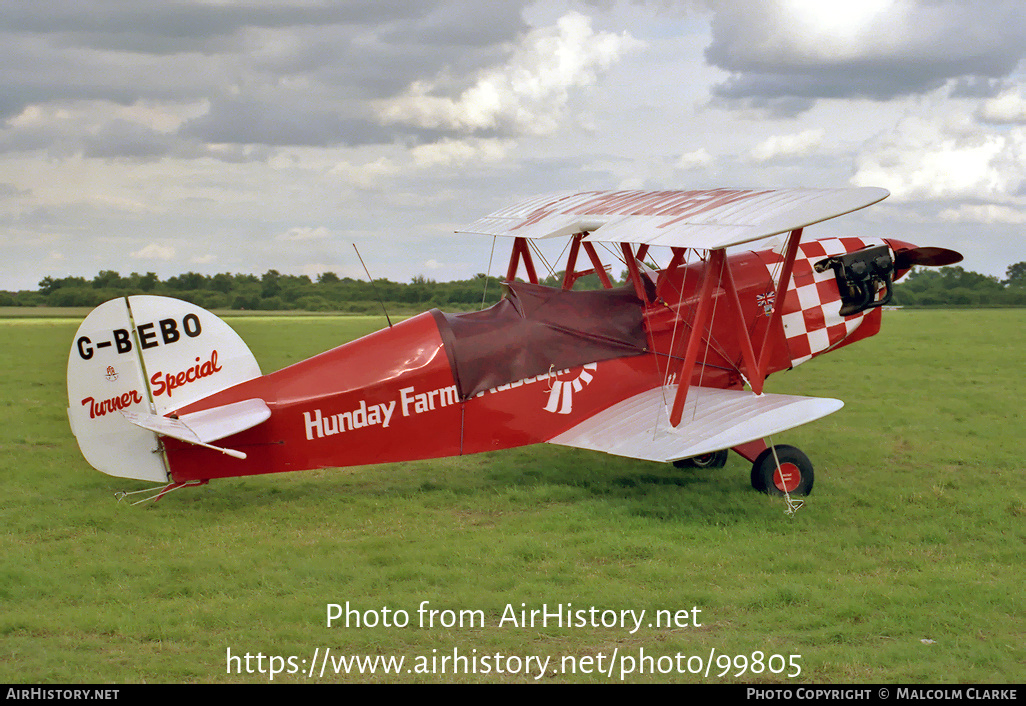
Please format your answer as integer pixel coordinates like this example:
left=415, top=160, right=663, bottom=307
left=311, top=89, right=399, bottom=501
left=67, top=296, right=261, bottom=481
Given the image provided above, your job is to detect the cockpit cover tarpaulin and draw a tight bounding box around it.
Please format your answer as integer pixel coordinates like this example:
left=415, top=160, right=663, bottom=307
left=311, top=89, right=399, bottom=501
left=432, top=281, right=648, bottom=398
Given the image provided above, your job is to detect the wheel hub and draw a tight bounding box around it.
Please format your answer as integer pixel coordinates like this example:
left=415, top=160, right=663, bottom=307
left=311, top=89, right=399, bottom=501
left=773, top=462, right=802, bottom=493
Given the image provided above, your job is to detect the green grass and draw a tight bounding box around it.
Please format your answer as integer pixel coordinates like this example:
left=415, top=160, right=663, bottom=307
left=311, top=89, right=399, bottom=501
left=1, top=310, right=1022, bottom=683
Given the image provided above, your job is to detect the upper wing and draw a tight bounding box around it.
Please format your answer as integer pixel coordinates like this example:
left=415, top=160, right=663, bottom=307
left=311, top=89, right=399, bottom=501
left=546, top=386, right=843, bottom=463
left=457, top=187, right=888, bottom=250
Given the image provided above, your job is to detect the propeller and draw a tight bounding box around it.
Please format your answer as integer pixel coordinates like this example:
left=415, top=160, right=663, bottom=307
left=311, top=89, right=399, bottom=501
left=893, top=246, right=963, bottom=270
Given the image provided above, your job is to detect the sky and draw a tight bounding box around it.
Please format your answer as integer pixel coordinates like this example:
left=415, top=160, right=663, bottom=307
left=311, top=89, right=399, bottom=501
left=2, top=0, right=1025, bottom=291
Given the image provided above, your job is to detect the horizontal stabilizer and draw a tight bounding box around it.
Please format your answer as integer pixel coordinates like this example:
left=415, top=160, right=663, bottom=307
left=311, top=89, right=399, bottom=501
left=457, top=187, right=888, bottom=250
left=122, top=398, right=270, bottom=460
left=547, top=386, right=843, bottom=462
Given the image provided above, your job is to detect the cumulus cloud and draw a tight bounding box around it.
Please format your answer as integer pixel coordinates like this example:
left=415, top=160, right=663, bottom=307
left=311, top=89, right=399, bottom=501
left=0, top=1, right=537, bottom=156
left=750, top=129, right=825, bottom=162
left=677, top=148, right=713, bottom=170
left=329, top=157, right=401, bottom=190
left=852, top=116, right=1026, bottom=202
left=378, top=12, right=644, bottom=136
left=278, top=226, right=332, bottom=242
left=179, top=97, right=398, bottom=148
left=131, top=243, right=175, bottom=260
left=939, top=204, right=1026, bottom=224
left=705, top=0, right=1026, bottom=112
left=977, top=89, right=1026, bottom=124
left=410, top=137, right=512, bottom=167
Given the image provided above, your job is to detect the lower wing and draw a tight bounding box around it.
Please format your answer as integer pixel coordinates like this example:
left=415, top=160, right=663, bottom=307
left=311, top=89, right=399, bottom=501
left=547, top=386, right=842, bottom=462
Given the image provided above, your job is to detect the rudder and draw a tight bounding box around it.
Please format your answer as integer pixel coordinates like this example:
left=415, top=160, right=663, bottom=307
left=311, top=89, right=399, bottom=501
left=67, top=296, right=261, bottom=481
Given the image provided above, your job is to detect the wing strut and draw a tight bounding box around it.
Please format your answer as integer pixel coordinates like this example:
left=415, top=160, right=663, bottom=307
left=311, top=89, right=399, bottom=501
left=559, top=233, right=613, bottom=290
left=669, top=248, right=724, bottom=426
left=666, top=228, right=804, bottom=427
left=582, top=242, right=614, bottom=289
left=505, top=237, right=539, bottom=284
left=620, top=242, right=649, bottom=302
left=756, top=228, right=803, bottom=382
left=561, top=234, right=583, bottom=289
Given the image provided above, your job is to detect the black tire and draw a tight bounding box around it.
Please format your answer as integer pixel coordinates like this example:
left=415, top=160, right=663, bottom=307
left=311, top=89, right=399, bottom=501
left=672, top=449, right=729, bottom=469
left=750, top=445, right=814, bottom=496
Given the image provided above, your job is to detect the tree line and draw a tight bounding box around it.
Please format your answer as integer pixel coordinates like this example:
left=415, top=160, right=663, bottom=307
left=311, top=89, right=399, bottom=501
left=1, top=262, right=1023, bottom=311
left=891, top=263, right=1026, bottom=307
left=0, top=270, right=510, bottom=313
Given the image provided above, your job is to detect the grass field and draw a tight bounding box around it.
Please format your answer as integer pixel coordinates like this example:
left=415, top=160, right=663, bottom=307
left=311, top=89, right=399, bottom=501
left=1, top=309, right=1023, bottom=683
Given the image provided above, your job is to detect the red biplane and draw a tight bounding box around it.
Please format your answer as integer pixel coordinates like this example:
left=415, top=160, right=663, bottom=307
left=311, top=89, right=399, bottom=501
left=67, top=187, right=961, bottom=503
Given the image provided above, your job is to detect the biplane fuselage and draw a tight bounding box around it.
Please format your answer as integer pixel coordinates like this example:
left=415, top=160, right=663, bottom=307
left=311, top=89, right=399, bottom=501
left=157, top=236, right=904, bottom=483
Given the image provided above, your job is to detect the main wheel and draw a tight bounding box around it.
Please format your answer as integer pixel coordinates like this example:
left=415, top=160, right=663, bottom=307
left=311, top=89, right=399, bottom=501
left=672, top=449, right=729, bottom=469
left=750, top=445, right=814, bottom=496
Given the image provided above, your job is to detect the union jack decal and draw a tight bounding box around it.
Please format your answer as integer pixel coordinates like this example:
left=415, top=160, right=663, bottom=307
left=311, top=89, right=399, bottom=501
left=756, top=291, right=775, bottom=316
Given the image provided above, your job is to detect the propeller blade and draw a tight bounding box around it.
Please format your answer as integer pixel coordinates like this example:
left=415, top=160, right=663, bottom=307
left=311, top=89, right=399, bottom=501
left=894, top=246, right=963, bottom=269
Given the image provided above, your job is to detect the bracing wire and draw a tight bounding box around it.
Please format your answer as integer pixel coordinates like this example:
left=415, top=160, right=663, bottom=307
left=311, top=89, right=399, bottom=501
left=691, top=253, right=723, bottom=423
left=767, top=435, right=805, bottom=518
left=481, top=235, right=497, bottom=309
left=658, top=248, right=692, bottom=423
left=526, top=239, right=558, bottom=282
left=115, top=481, right=204, bottom=506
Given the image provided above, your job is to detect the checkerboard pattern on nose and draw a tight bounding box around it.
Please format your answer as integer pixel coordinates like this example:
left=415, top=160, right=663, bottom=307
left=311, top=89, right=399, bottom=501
left=756, top=237, right=887, bottom=367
